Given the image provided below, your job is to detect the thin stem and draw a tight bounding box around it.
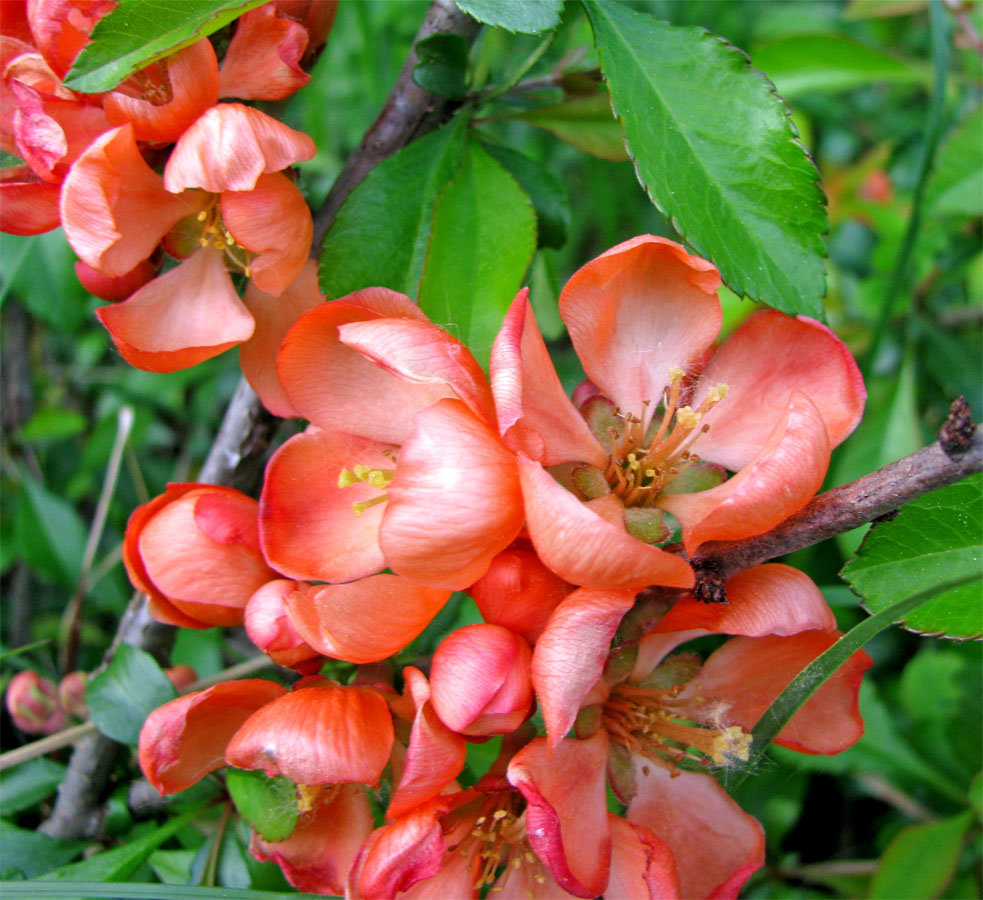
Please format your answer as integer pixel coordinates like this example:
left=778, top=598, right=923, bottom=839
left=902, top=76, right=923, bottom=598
left=478, top=29, right=557, bottom=106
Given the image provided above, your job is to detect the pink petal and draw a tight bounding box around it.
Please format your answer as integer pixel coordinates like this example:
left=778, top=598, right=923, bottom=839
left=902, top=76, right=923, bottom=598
left=28, top=0, right=114, bottom=78
left=225, top=683, right=394, bottom=785
left=284, top=575, right=452, bottom=664
left=277, top=295, right=448, bottom=444
left=559, top=235, right=722, bottom=424
left=381, top=399, right=524, bottom=590
left=691, top=310, right=866, bottom=469
left=339, top=317, right=497, bottom=429
left=531, top=587, right=636, bottom=749
left=244, top=579, right=322, bottom=673
left=692, top=631, right=872, bottom=755
left=518, top=455, right=694, bottom=590
left=164, top=103, right=315, bottom=193
left=219, top=4, right=310, bottom=101
left=490, top=289, right=605, bottom=466
left=239, top=258, right=324, bottom=417
left=627, top=761, right=764, bottom=900
left=508, top=733, right=612, bottom=898
left=660, top=391, right=830, bottom=554
left=607, top=815, right=681, bottom=900
left=96, top=246, right=255, bottom=372
left=0, top=167, right=61, bottom=234
left=655, top=564, right=836, bottom=636
left=75, top=257, right=157, bottom=302
left=259, top=427, right=391, bottom=583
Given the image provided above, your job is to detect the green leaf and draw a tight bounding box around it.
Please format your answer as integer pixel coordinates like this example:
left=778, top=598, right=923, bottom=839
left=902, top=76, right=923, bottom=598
left=64, top=0, right=268, bottom=93
left=511, top=92, right=629, bottom=161
left=226, top=769, right=299, bottom=842
left=869, top=812, right=974, bottom=899
left=0, top=758, right=66, bottom=815
left=1, top=232, right=89, bottom=331
left=842, top=474, right=983, bottom=640
left=751, top=33, right=928, bottom=98
left=584, top=0, right=828, bottom=317
left=413, top=33, right=469, bottom=100
left=18, top=407, right=88, bottom=443
left=14, top=469, right=87, bottom=587
left=418, top=139, right=537, bottom=367
left=480, top=142, right=570, bottom=248
left=925, top=108, right=983, bottom=218
left=86, top=643, right=178, bottom=745
left=319, top=117, right=468, bottom=300
left=453, top=0, right=563, bottom=34
left=0, top=822, right=87, bottom=879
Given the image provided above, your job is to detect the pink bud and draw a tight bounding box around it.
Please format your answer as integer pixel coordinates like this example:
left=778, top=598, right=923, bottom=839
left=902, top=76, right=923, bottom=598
left=57, top=670, right=88, bottom=719
left=165, top=665, right=198, bottom=692
left=244, top=579, right=322, bottom=674
left=6, top=670, right=67, bottom=734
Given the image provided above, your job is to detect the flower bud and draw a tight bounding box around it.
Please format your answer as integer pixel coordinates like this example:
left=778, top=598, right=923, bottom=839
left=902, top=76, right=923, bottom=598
left=57, top=670, right=88, bottom=719
left=165, top=665, right=197, bottom=692
left=6, top=670, right=67, bottom=734
left=245, top=579, right=322, bottom=674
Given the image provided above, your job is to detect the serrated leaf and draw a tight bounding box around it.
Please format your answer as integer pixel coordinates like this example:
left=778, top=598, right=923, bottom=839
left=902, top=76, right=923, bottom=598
left=925, top=108, right=983, bottom=218
left=752, top=33, right=928, bottom=98
left=63, top=0, right=268, bottom=93
left=585, top=0, right=828, bottom=317
left=842, top=474, right=983, bottom=639
left=418, top=139, right=537, bottom=367
left=14, top=469, right=87, bottom=587
left=226, top=769, right=299, bottom=842
left=0, top=758, right=66, bottom=815
left=454, top=0, right=563, bottom=34
left=511, top=92, right=629, bottom=161
left=413, top=33, right=469, bottom=100
left=869, top=812, right=974, bottom=899
left=319, top=117, right=467, bottom=300
left=87, top=643, right=177, bottom=745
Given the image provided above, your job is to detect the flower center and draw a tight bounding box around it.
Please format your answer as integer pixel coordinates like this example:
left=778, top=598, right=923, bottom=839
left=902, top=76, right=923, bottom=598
left=337, top=464, right=395, bottom=516
left=194, top=203, right=255, bottom=276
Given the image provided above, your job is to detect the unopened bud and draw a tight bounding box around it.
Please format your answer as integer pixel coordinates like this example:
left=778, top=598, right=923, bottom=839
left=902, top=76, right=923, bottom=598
left=6, top=670, right=67, bottom=735
left=58, top=670, right=89, bottom=719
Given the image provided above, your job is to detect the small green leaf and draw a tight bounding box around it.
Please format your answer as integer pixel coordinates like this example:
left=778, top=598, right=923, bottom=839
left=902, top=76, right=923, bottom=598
left=226, top=769, right=299, bottom=843
left=413, top=33, right=469, bottom=100
left=418, top=139, right=537, bottom=367
left=925, top=108, right=983, bottom=218
left=86, top=644, right=178, bottom=745
left=14, top=469, right=87, bottom=587
left=453, top=0, right=563, bottom=34
left=842, top=474, right=983, bottom=640
left=511, top=92, right=629, bottom=161
left=64, top=0, right=268, bottom=93
left=0, top=822, right=86, bottom=879
left=869, top=812, right=974, bottom=899
left=320, top=117, right=468, bottom=300
left=752, top=33, right=928, bottom=98
left=18, top=408, right=88, bottom=443
left=0, top=758, right=66, bottom=815
left=585, top=0, right=828, bottom=317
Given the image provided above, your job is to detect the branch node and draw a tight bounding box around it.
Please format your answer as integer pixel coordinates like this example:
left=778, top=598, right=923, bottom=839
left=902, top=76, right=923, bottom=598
left=937, top=396, right=976, bottom=459
left=692, top=558, right=728, bottom=604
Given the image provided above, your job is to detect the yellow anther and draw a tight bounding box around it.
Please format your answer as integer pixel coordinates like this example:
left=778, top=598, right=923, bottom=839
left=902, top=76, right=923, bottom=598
left=196, top=210, right=208, bottom=221
left=645, top=468, right=656, bottom=478
left=708, top=382, right=729, bottom=403
left=198, top=237, right=210, bottom=247
left=676, top=407, right=701, bottom=429
left=492, top=809, right=508, bottom=820
left=352, top=495, right=388, bottom=516
left=668, top=365, right=685, bottom=382
left=213, top=240, right=226, bottom=251
left=627, top=453, right=640, bottom=470
left=337, top=468, right=358, bottom=488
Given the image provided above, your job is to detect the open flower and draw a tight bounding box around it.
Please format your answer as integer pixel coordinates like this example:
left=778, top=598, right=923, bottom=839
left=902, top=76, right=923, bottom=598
left=491, top=235, right=865, bottom=589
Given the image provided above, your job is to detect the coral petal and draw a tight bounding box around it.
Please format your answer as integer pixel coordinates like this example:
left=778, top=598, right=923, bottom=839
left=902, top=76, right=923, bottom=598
left=219, top=4, right=310, bottom=101
left=607, top=815, right=681, bottom=900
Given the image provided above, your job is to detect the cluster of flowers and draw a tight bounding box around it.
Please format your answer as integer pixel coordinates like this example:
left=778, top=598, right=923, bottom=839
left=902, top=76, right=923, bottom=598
left=1, top=0, right=333, bottom=373
left=130, top=236, right=872, bottom=898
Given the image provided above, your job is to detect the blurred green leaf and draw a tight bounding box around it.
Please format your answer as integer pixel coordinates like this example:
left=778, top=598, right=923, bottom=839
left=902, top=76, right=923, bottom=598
left=171, top=628, right=225, bottom=678
left=0, top=822, right=87, bottom=879
left=842, top=474, right=983, bottom=640
left=0, top=758, right=66, bottom=815
left=226, top=769, right=298, bottom=843
left=2, top=232, right=89, bottom=331
left=320, top=117, right=467, bottom=300
left=453, top=0, right=563, bottom=34
left=752, top=33, right=928, bottom=98
left=413, top=33, right=469, bottom=100
left=585, top=0, right=828, bottom=317
left=14, top=469, right=87, bottom=587
left=18, top=408, right=88, bottom=443
left=869, top=811, right=973, bottom=899
left=925, top=108, right=983, bottom=218
left=147, top=849, right=197, bottom=885
left=418, top=138, right=537, bottom=366
left=63, top=0, right=267, bottom=92
left=87, top=644, right=177, bottom=745
left=511, top=92, right=629, bottom=161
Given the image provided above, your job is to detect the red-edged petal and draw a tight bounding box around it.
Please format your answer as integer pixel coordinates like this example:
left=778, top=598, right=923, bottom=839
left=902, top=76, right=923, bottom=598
left=260, top=428, right=393, bottom=582
left=28, top=0, right=114, bottom=78
left=340, top=317, right=497, bottom=429
left=627, top=761, right=764, bottom=900
left=239, top=258, right=323, bottom=417
left=491, top=289, right=606, bottom=466
left=138, top=679, right=287, bottom=795
left=531, top=588, right=635, bottom=749
left=387, top=667, right=466, bottom=818
left=508, top=733, right=611, bottom=899
left=164, top=103, right=315, bottom=193
left=284, top=575, right=452, bottom=664
left=219, top=4, right=310, bottom=101
left=75, top=257, right=157, bottom=302
left=518, top=455, right=694, bottom=590
left=381, top=399, right=524, bottom=590
left=691, top=310, right=866, bottom=469
left=559, top=236, right=722, bottom=423
left=692, top=631, right=871, bottom=755
left=0, top=167, right=61, bottom=233
left=103, top=39, right=218, bottom=143
left=277, top=295, right=446, bottom=444
left=430, top=625, right=533, bottom=737
left=244, top=579, right=322, bottom=674
left=660, top=391, right=830, bottom=554
left=607, top=815, right=681, bottom=900
left=655, top=564, right=836, bottom=636
left=221, top=170, right=312, bottom=295
left=251, top=783, right=372, bottom=895
left=225, top=683, right=394, bottom=784
left=96, top=246, right=255, bottom=372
